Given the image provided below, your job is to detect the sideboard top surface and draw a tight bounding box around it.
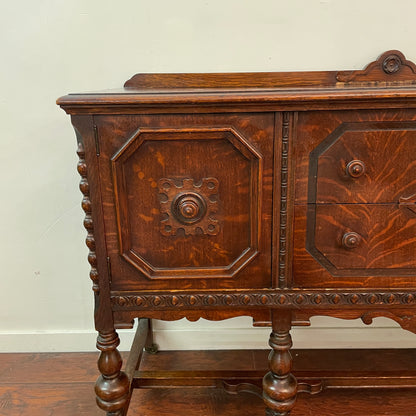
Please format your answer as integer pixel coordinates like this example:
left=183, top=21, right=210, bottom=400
left=57, top=50, right=416, bottom=114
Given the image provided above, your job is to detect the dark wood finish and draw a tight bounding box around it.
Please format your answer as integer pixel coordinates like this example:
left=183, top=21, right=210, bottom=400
left=94, top=114, right=273, bottom=289
left=263, top=311, right=298, bottom=415
left=95, top=331, right=129, bottom=415
left=57, top=50, right=416, bottom=415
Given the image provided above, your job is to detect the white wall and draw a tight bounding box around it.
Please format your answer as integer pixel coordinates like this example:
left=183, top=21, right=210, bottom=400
left=1, top=0, right=416, bottom=352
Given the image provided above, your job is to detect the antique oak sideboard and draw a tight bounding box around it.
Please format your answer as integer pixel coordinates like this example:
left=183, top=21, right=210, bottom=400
left=58, top=50, right=416, bottom=415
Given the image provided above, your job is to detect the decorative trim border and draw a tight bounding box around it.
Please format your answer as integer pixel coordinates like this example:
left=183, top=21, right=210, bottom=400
left=278, top=112, right=291, bottom=287
left=111, top=290, right=416, bottom=310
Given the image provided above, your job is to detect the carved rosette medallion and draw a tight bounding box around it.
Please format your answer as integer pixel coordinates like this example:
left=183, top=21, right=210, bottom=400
left=158, top=177, right=219, bottom=236
left=382, top=54, right=401, bottom=74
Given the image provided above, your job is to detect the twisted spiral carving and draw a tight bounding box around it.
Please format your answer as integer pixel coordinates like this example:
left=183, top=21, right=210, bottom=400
left=76, top=140, right=99, bottom=293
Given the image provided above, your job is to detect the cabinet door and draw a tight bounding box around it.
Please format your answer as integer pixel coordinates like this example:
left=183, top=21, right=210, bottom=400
left=293, top=109, right=416, bottom=289
left=96, top=113, right=274, bottom=291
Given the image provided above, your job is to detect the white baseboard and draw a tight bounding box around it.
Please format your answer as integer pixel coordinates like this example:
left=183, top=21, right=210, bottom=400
left=0, top=325, right=415, bottom=352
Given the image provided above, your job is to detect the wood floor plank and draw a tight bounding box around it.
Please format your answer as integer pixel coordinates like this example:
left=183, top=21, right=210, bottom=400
left=0, top=353, right=98, bottom=384
left=1, top=350, right=416, bottom=415
left=0, top=352, right=129, bottom=384
left=0, top=384, right=100, bottom=416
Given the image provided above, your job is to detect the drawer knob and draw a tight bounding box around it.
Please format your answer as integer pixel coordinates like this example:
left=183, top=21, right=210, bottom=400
left=346, top=160, right=365, bottom=178
left=172, top=192, right=207, bottom=225
left=342, top=232, right=362, bottom=249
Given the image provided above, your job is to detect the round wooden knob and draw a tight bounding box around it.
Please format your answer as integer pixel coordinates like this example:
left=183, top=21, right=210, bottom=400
left=342, top=232, right=362, bottom=249
left=172, top=192, right=207, bottom=225
left=346, top=160, right=365, bottom=178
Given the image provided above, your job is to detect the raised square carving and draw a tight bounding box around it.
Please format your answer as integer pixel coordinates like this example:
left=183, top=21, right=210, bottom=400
left=158, top=177, right=220, bottom=236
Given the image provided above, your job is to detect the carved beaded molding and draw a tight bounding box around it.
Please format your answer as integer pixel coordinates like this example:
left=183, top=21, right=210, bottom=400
left=278, top=112, right=291, bottom=288
left=111, top=291, right=416, bottom=310
left=76, top=136, right=99, bottom=293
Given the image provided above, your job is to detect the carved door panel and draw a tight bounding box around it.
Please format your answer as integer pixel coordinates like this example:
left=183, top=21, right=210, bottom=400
left=293, top=109, right=416, bottom=288
left=96, top=113, right=274, bottom=291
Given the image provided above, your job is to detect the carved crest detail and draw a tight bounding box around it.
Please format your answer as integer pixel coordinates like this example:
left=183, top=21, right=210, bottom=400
left=336, top=50, right=416, bottom=85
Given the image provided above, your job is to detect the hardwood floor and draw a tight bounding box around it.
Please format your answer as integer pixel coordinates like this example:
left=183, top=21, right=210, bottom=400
left=1, top=350, right=416, bottom=415
left=0, top=352, right=101, bottom=416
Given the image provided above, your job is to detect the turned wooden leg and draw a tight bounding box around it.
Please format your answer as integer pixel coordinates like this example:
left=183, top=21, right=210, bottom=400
left=95, top=330, right=130, bottom=416
left=263, top=311, right=298, bottom=415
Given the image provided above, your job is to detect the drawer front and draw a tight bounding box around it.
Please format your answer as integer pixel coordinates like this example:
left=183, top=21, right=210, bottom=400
left=293, top=205, right=416, bottom=288
left=96, top=113, right=274, bottom=291
left=293, top=109, right=416, bottom=288
left=294, top=110, right=416, bottom=204
left=311, top=204, right=416, bottom=272
left=313, top=124, right=416, bottom=204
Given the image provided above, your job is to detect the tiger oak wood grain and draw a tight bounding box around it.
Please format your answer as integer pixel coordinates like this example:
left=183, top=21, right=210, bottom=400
left=57, top=51, right=416, bottom=415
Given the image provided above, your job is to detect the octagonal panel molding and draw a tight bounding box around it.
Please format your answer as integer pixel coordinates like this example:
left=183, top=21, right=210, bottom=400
left=111, top=126, right=262, bottom=279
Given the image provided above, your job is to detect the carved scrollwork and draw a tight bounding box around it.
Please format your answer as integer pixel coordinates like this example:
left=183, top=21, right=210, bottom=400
left=361, top=310, right=416, bottom=333
left=158, top=177, right=220, bottom=236
left=76, top=138, right=99, bottom=293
